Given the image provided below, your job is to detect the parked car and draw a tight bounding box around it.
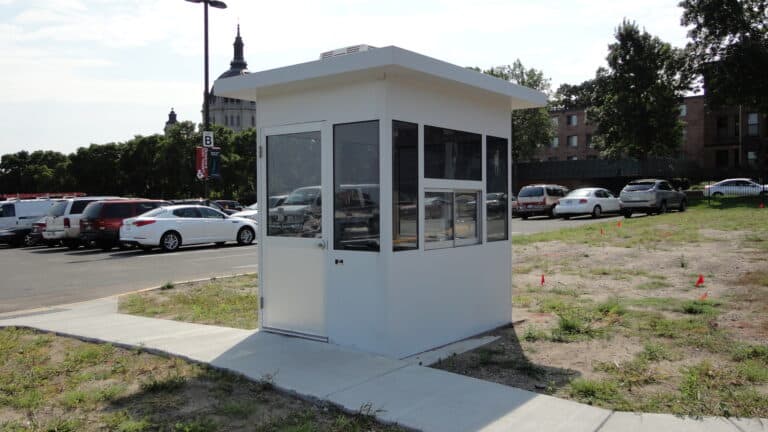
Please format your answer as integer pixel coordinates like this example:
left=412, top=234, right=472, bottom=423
left=214, top=200, right=243, bottom=213
left=42, top=196, right=120, bottom=249
left=0, top=199, right=60, bottom=247
left=703, top=178, right=768, bottom=197
left=516, top=184, right=569, bottom=219
left=267, top=186, right=322, bottom=236
left=619, top=179, right=686, bottom=217
left=554, top=188, right=622, bottom=219
left=231, top=203, right=258, bottom=222
left=120, top=205, right=257, bottom=252
left=25, top=218, right=48, bottom=247
left=80, top=200, right=169, bottom=250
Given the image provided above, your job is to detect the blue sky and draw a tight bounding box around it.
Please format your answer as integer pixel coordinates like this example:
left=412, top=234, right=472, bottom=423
left=0, top=0, right=690, bottom=155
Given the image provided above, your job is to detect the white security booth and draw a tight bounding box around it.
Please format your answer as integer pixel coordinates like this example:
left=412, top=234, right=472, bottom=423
left=215, top=46, right=546, bottom=358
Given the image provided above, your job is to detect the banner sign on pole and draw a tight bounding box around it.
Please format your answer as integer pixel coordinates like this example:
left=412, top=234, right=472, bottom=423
left=195, top=146, right=208, bottom=180
left=202, top=131, right=214, bottom=148
left=208, top=147, right=221, bottom=179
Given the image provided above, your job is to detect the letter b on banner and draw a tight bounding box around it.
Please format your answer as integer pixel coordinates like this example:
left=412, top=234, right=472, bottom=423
left=202, top=131, right=214, bottom=148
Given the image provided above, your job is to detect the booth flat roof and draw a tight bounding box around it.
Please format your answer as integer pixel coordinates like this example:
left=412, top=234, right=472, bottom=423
left=213, top=46, right=547, bottom=110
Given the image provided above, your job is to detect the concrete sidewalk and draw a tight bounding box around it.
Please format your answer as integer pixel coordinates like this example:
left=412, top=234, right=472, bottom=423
left=1, top=298, right=765, bottom=432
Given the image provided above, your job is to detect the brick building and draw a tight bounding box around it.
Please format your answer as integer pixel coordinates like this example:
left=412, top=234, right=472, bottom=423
left=536, top=96, right=768, bottom=173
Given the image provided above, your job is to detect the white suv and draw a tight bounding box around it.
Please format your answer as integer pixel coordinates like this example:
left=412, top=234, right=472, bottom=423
left=42, top=196, right=119, bottom=249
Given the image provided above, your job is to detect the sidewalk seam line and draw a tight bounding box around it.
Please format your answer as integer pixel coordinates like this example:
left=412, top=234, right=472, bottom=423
left=593, top=410, right=615, bottom=432
left=727, top=418, right=747, bottom=432
left=324, top=362, right=412, bottom=399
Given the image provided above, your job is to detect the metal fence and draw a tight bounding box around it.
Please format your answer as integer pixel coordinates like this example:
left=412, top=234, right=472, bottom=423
left=514, top=158, right=767, bottom=207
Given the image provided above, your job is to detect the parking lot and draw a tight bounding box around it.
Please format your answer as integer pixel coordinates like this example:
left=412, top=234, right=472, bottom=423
left=0, top=243, right=258, bottom=314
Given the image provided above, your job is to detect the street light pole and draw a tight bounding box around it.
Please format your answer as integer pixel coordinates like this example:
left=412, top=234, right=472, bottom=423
left=185, top=0, right=226, bottom=199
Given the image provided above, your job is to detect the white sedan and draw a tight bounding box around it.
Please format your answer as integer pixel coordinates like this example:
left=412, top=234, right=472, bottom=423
left=703, top=178, right=768, bottom=197
left=120, top=205, right=257, bottom=252
left=554, top=188, right=622, bottom=219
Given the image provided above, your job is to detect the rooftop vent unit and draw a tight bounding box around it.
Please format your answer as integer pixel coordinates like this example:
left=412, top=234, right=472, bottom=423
left=320, top=44, right=374, bottom=60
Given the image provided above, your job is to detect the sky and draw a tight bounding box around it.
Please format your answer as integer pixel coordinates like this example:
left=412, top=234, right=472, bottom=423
left=0, top=0, right=691, bottom=156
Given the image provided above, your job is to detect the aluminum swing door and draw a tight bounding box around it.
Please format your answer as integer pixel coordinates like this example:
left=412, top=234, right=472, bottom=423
left=259, top=122, right=330, bottom=341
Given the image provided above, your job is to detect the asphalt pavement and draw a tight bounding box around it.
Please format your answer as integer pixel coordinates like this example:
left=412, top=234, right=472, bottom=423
left=0, top=243, right=259, bottom=313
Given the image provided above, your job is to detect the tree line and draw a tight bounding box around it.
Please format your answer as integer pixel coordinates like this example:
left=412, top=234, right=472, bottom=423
left=1, top=0, right=765, bottom=196
left=0, top=122, right=257, bottom=202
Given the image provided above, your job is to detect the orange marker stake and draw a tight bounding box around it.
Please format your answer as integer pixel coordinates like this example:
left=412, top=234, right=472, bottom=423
left=760, top=202, right=765, bottom=209
left=695, top=274, right=705, bottom=287
left=699, top=291, right=709, bottom=301
left=617, top=221, right=622, bottom=228
left=600, top=228, right=605, bottom=236
left=541, top=274, right=545, bottom=286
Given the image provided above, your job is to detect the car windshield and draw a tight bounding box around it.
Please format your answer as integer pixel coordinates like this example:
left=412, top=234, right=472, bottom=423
left=283, top=188, right=319, bottom=205
left=0, top=204, right=13, bottom=218
left=567, top=189, right=593, bottom=197
left=48, top=201, right=68, bottom=217
left=519, top=187, right=544, bottom=197
left=246, top=203, right=258, bottom=210
left=625, top=182, right=655, bottom=191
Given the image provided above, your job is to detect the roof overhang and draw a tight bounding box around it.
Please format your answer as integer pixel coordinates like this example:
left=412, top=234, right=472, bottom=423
left=213, top=46, right=547, bottom=110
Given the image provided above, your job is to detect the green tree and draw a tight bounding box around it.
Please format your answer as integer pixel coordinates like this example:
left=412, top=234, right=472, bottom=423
left=474, top=60, right=555, bottom=162
left=680, top=0, right=768, bottom=110
left=588, top=20, right=690, bottom=159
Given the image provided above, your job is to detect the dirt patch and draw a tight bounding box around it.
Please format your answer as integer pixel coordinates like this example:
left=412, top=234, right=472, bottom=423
left=435, top=226, right=768, bottom=417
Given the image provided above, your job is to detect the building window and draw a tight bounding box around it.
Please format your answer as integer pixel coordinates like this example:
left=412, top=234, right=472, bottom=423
left=567, top=156, right=578, bottom=161
left=393, top=120, right=418, bottom=251
left=236, top=116, right=241, bottom=127
left=748, top=112, right=759, bottom=136
left=717, top=116, right=728, bottom=138
left=567, top=135, right=578, bottom=147
left=333, top=120, right=380, bottom=252
left=425, top=190, right=480, bottom=249
left=682, top=129, right=687, bottom=143
left=747, top=151, right=758, bottom=167
left=551, top=117, right=559, bottom=128
left=551, top=137, right=559, bottom=148
left=566, top=114, right=578, bottom=126
left=486, top=136, right=508, bottom=242
left=224, top=116, right=229, bottom=126
left=424, top=126, right=481, bottom=180
left=586, top=134, right=593, bottom=148
left=679, top=104, right=687, bottom=117
left=715, top=149, right=729, bottom=168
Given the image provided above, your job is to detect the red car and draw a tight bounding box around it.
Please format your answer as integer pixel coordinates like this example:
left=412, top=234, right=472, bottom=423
left=80, top=200, right=169, bottom=250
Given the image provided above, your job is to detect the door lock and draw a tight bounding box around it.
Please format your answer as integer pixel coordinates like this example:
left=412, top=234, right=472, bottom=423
left=317, top=239, right=327, bottom=250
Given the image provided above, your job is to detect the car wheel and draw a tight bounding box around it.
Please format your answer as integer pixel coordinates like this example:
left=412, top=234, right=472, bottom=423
left=562, top=215, right=570, bottom=220
left=622, top=209, right=632, bottom=218
left=64, top=240, right=80, bottom=250
left=679, top=200, right=687, bottom=212
left=160, top=231, right=181, bottom=252
left=521, top=215, right=528, bottom=220
left=237, top=227, right=255, bottom=245
left=659, top=201, right=668, bottom=214
left=591, top=205, right=602, bottom=218
left=97, top=241, right=112, bottom=251
left=23, top=235, right=34, bottom=247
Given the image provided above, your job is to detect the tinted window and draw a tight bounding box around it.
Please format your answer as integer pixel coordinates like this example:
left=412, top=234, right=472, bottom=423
left=334, top=120, right=380, bottom=251
left=48, top=201, right=68, bottom=216
left=424, top=126, right=481, bottom=180
left=267, top=131, right=322, bottom=238
left=486, top=136, right=508, bottom=242
left=199, top=207, right=225, bottom=219
left=519, top=187, right=544, bottom=197
left=70, top=200, right=96, bottom=214
left=141, top=208, right=166, bottom=218
left=0, top=204, right=15, bottom=218
left=393, top=120, right=418, bottom=251
left=82, top=202, right=103, bottom=218
left=136, top=202, right=163, bottom=214
left=102, top=203, right=134, bottom=219
left=624, top=182, right=655, bottom=192
left=173, top=207, right=201, bottom=218
left=658, top=182, right=672, bottom=191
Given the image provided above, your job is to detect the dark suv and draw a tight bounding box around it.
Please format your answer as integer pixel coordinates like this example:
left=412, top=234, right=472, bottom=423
left=80, top=200, right=169, bottom=250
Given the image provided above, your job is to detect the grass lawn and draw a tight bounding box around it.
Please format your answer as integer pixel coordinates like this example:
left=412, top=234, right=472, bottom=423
left=435, top=200, right=768, bottom=418
left=0, top=327, right=403, bottom=431
left=119, top=274, right=259, bottom=330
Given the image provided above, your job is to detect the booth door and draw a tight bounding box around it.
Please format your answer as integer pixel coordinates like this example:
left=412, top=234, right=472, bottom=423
left=260, top=122, right=330, bottom=341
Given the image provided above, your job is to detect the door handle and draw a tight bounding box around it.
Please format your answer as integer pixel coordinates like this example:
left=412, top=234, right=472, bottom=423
left=317, top=239, right=327, bottom=250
